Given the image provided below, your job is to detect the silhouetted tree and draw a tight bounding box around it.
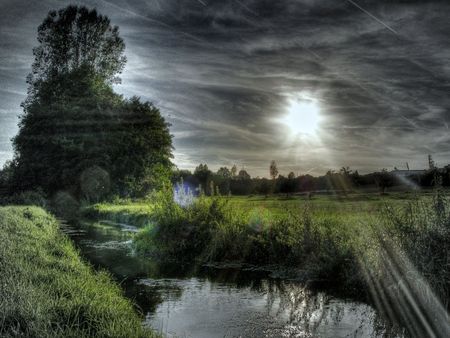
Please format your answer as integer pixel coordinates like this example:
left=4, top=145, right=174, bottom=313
left=10, top=6, right=172, bottom=197
left=351, top=170, right=361, bottom=186
left=374, top=169, right=394, bottom=194
left=230, top=164, right=237, bottom=178
left=25, top=5, right=126, bottom=107
left=194, top=164, right=212, bottom=194
left=215, top=167, right=231, bottom=195
left=270, top=160, right=278, bottom=180
left=216, top=167, right=231, bottom=178
left=257, top=178, right=272, bottom=196
left=340, top=166, right=352, bottom=177
left=443, top=166, right=450, bottom=187
left=286, top=172, right=297, bottom=196
left=238, top=169, right=251, bottom=180
left=230, top=169, right=253, bottom=195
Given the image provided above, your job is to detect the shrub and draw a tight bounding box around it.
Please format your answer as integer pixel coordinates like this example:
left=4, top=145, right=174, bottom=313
left=0, top=189, right=47, bottom=207
left=134, top=189, right=234, bottom=261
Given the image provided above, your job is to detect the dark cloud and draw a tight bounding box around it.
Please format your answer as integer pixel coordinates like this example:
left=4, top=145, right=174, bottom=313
left=1, top=0, right=449, bottom=176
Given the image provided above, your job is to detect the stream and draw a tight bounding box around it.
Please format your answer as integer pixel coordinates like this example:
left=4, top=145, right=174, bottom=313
left=61, top=220, right=404, bottom=338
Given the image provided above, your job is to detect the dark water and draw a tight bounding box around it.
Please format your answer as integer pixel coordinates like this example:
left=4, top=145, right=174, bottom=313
left=62, top=220, right=403, bottom=338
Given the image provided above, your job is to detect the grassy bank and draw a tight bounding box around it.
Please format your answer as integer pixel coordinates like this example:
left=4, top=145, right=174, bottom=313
left=82, top=200, right=154, bottom=227
left=0, top=206, right=156, bottom=337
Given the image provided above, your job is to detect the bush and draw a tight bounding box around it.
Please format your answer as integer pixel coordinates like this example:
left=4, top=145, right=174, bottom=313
left=135, top=193, right=362, bottom=288
left=134, top=189, right=234, bottom=261
left=0, top=189, right=47, bottom=207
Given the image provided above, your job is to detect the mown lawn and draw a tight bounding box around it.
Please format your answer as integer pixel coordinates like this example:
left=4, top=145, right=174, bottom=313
left=0, top=206, right=157, bottom=338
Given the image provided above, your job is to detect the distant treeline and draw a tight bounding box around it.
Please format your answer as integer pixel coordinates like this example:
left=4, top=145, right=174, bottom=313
left=173, top=163, right=450, bottom=196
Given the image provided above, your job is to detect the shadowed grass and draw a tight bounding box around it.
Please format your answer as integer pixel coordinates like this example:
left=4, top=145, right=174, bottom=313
left=0, top=206, right=157, bottom=338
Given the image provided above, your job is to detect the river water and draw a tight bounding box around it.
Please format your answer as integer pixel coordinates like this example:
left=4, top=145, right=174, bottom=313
left=62, top=220, right=403, bottom=338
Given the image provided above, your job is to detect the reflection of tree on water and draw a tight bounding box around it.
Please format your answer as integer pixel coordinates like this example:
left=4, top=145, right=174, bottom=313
left=245, top=279, right=404, bottom=337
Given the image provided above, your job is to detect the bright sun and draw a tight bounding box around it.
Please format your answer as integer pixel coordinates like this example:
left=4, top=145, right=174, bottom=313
left=279, top=97, right=322, bottom=136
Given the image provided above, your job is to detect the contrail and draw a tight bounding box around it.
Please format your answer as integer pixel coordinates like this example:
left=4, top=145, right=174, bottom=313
left=234, top=0, right=259, bottom=17
left=196, top=0, right=207, bottom=6
left=401, top=115, right=420, bottom=129
left=347, top=0, right=398, bottom=35
left=235, top=1, right=322, bottom=60
left=99, top=0, right=211, bottom=46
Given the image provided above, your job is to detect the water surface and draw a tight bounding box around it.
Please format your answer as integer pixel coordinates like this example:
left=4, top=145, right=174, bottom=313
left=62, top=220, right=403, bottom=338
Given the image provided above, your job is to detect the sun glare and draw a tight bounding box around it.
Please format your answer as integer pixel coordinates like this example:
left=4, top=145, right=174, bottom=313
left=280, top=97, right=322, bottom=136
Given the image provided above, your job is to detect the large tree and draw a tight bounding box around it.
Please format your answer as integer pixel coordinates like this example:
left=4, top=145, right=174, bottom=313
left=11, top=6, right=172, bottom=198
left=25, top=6, right=126, bottom=105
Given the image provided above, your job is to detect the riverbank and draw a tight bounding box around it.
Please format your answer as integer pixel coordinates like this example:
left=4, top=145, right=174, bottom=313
left=0, top=206, right=157, bottom=337
left=82, top=201, right=154, bottom=227
left=85, top=192, right=450, bottom=337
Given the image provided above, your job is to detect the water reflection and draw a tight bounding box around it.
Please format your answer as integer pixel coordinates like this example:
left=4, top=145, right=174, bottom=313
left=140, top=277, right=402, bottom=338
left=63, top=220, right=404, bottom=338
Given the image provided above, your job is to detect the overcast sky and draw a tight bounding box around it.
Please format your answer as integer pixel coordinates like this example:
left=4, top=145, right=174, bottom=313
left=1, top=0, right=449, bottom=177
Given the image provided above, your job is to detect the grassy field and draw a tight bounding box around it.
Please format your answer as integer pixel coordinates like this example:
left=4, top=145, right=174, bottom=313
left=226, top=192, right=419, bottom=215
left=84, top=192, right=423, bottom=224
left=0, top=206, right=157, bottom=338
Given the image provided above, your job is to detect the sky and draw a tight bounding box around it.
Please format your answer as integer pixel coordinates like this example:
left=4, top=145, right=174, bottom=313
left=1, top=0, right=449, bottom=177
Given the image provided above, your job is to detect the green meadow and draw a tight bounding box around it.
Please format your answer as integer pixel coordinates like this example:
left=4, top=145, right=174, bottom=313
left=84, top=192, right=422, bottom=227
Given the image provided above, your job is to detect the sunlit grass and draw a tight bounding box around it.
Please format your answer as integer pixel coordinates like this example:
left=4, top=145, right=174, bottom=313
left=83, top=201, right=154, bottom=227
left=0, top=206, right=157, bottom=337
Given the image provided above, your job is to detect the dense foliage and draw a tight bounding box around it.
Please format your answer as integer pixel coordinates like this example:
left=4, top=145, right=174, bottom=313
left=3, top=5, right=173, bottom=200
left=26, top=5, right=126, bottom=106
left=11, top=67, right=172, bottom=198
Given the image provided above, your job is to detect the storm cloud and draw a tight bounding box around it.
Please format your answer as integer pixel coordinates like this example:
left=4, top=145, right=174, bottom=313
left=1, top=0, right=449, bottom=176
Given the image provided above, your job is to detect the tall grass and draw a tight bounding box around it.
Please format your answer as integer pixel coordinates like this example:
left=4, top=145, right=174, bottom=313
left=134, top=191, right=365, bottom=290
left=0, top=206, right=157, bottom=337
left=381, top=191, right=449, bottom=306
left=134, top=190, right=231, bottom=261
